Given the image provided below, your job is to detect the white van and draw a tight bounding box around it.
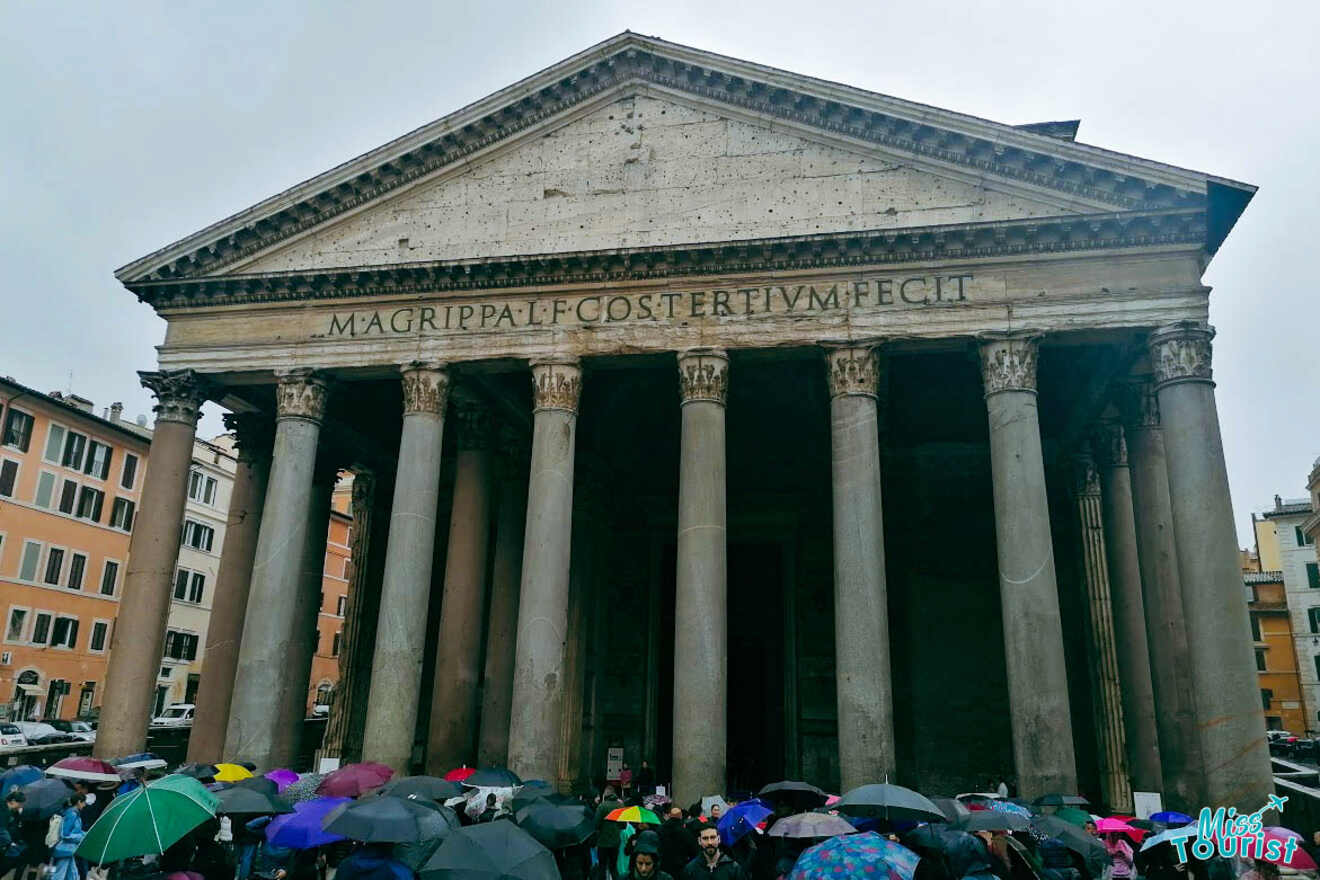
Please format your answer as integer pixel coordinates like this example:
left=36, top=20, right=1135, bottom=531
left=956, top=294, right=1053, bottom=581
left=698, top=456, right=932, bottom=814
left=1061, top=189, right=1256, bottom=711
left=150, top=703, right=195, bottom=726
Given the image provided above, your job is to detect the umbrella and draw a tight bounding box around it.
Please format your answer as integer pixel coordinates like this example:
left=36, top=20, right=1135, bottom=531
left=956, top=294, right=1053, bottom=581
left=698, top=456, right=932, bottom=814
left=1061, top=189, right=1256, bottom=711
left=266, top=769, right=299, bottom=791
left=931, top=797, right=970, bottom=823
left=464, top=767, right=522, bottom=788
left=768, top=812, right=857, bottom=839
left=317, top=763, right=393, bottom=798
left=836, top=784, right=946, bottom=823
left=515, top=801, right=596, bottom=848
left=174, top=763, right=219, bottom=782
left=113, top=753, right=168, bottom=772
left=283, top=774, right=325, bottom=803
left=789, top=831, right=919, bottom=880
left=380, top=776, right=467, bottom=803
left=0, top=766, right=42, bottom=796
left=1034, top=794, right=1089, bottom=807
left=1095, top=818, right=1138, bottom=834
left=1053, top=807, right=1092, bottom=827
left=642, top=792, right=672, bottom=810
left=266, top=797, right=349, bottom=849
left=759, top=781, right=829, bottom=810
left=77, top=775, right=218, bottom=864
left=1030, top=815, right=1107, bottom=877
left=986, top=800, right=1034, bottom=819
left=1139, top=825, right=1198, bottom=853
left=1150, top=811, right=1193, bottom=825
left=444, top=767, right=477, bottom=782
left=1242, top=827, right=1318, bottom=870
left=323, top=795, right=441, bottom=843
left=235, top=776, right=281, bottom=797
left=392, top=801, right=465, bottom=871
left=216, top=785, right=293, bottom=816
left=605, top=805, right=661, bottom=824
left=718, top=801, right=773, bottom=847
left=420, top=821, right=558, bottom=880
left=960, top=811, right=1031, bottom=833
left=214, top=763, right=253, bottom=783
left=47, top=757, right=121, bottom=784
left=19, top=778, right=74, bottom=821
left=905, top=827, right=993, bottom=878
left=510, top=781, right=556, bottom=814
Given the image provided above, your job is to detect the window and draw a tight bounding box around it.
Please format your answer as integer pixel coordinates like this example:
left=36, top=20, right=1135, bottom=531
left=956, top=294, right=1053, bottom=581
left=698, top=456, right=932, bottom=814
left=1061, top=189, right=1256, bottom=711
left=0, top=460, right=16, bottom=497
left=2, top=409, right=33, bottom=452
left=188, top=471, right=217, bottom=506
left=1310, top=608, right=1320, bottom=635
left=6, top=609, right=27, bottom=642
left=172, top=569, right=205, bottom=604
left=66, top=553, right=85, bottom=591
left=49, top=617, right=78, bottom=649
left=109, top=497, right=135, bottom=531
left=61, top=431, right=87, bottom=470
left=57, top=479, right=77, bottom=514
left=43, top=424, right=65, bottom=464
left=1309, top=563, right=1320, bottom=590
left=315, top=683, right=334, bottom=706
left=75, top=486, right=104, bottom=523
left=181, top=520, right=214, bottom=552
left=83, top=441, right=112, bottom=480
left=1256, top=649, right=1267, bottom=671
left=1250, top=615, right=1262, bottom=641
left=336, top=595, right=347, bottom=616
left=100, top=560, right=119, bottom=596
left=89, top=621, right=109, bottom=652
left=1297, top=526, right=1315, bottom=547
left=43, top=548, right=65, bottom=586
left=332, top=631, right=342, bottom=657
left=314, top=629, right=322, bottom=654
left=18, top=541, right=41, bottom=582
left=163, top=630, right=199, bottom=662
left=1313, top=654, right=1320, bottom=683
left=188, top=572, right=205, bottom=604
left=33, top=471, right=55, bottom=509
left=173, top=569, right=189, bottom=600
left=30, top=613, right=52, bottom=646
left=1262, top=689, right=1274, bottom=710
left=120, top=454, right=138, bottom=490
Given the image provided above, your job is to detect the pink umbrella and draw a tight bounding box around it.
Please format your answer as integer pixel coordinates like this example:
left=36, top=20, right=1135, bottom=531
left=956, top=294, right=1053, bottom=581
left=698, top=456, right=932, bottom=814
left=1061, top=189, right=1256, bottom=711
left=315, top=762, right=393, bottom=798
left=265, top=769, right=298, bottom=792
left=46, top=757, right=121, bottom=784
left=825, top=795, right=841, bottom=806
left=1242, top=827, right=1318, bottom=870
left=1096, top=818, right=1138, bottom=833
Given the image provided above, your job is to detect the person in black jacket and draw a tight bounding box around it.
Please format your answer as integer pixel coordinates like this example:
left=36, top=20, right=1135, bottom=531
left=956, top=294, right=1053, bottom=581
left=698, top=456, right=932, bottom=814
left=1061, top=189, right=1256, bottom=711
left=659, top=807, right=697, bottom=878
left=0, top=791, right=25, bottom=880
left=682, top=826, right=746, bottom=880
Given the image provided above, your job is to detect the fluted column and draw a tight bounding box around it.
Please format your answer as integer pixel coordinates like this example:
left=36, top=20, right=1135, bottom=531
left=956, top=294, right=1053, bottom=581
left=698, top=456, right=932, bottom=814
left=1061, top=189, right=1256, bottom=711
left=825, top=345, right=896, bottom=790
left=476, top=443, right=527, bottom=767
left=1071, top=453, right=1132, bottom=813
left=1117, top=377, right=1202, bottom=810
left=672, top=349, right=729, bottom=804
left=188, top=413, right=273, bottom=762
left=362, top=363, right=450, bottom=772
left=1093, top=423, right=1163, bottom=796
left=426, top=399, right=495, bottom=773
left=978, top=333, right=1078, bottom=797
left=95, top=370, right=211, bottom=759
left=507, top=360, right=581, bottom=783
left=1148, top=322, right=1272, bottom=807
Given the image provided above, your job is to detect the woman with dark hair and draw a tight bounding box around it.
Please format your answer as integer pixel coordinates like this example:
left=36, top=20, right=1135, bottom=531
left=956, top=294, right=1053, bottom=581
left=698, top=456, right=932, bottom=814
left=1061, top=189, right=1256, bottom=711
left=48, top=793, right=86, bottom=880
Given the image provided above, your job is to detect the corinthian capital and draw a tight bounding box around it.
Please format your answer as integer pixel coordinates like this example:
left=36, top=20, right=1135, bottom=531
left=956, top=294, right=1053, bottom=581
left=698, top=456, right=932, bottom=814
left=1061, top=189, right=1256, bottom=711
left=824, top=345, right=880, bottom=400
left=400, top=362, right=449, bottom=416
left=1070, top=451, right=1102, bottom=498
left=1092, top=422, right=1129, bottom=468
left=1115, top=377, right=1161, bottom=430
left=274, top=369, right=330, bottom=424
left=1148, top=321, right=1214, bottom=388
left=677, top=348, right=728, bottom=406
left=221, top=411, right=275, bottom=462
left=138, top=369, right=214, bottom=426
left=978, top=333, right=1041, bottom=396
left=531, top=360, right=582, bottom=415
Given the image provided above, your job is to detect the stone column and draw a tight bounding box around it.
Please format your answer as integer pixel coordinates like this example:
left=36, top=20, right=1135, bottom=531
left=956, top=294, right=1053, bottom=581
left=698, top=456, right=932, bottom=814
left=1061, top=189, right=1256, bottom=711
left=224, top=370, right=329, bottom=768
left=672, top=349, right=729, bottom=805
left=94, top=370, right=211, bottom=759
left=362, top=363, right=449, bottom=772
left=1148, top=322, right=1272, bottom=807
left=978, top=333, right=1078, bottom=798
left=426, top=399, right=495, bottom=774
left=188, top=413, right=273, bottom=763
left=1117, top=377, right=1203, bottom=810
left=1070, top=453, right=1132, bottom=813
left=508, top=360, right=581, bottom=784
left=1093, top=423, right=1164, bottom=796
left=825, top=345, right=896, bottom=790
left=476, top=444, right=527, bottom=767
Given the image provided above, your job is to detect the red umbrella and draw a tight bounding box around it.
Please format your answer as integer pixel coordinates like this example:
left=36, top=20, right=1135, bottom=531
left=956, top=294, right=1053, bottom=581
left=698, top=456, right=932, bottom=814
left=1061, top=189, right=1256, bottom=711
left=315, top=762, right=393, bottom=798
left=443, top=766, right=477, bottom=783
left=1242, top=827, right=1318, bottom=870
left=46, top=757, right=121, bottom=784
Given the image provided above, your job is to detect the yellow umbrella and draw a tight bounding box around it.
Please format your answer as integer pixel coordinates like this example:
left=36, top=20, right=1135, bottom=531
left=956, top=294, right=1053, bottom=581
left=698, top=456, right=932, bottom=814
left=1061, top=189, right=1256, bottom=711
left=213, top=763, right=253, bottom=783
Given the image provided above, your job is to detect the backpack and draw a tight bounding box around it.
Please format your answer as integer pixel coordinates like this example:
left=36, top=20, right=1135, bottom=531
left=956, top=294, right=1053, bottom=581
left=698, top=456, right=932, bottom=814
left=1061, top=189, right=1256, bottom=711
left=45, top=813, right=62, bottom=848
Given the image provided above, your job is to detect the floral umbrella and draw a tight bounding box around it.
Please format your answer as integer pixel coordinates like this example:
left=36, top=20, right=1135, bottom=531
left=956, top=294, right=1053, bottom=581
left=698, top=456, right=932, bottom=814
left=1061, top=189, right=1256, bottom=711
left=789, top=832, right=919, bottom=880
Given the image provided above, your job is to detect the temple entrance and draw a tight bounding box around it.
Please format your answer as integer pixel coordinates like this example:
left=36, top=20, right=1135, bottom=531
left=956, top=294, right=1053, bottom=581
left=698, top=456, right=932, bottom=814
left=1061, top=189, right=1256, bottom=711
left=727, top=541, right=786, bottom=794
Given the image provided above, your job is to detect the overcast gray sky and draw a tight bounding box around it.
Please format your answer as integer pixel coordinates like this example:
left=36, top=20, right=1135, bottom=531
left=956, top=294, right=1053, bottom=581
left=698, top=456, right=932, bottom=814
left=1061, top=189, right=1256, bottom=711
left=2, top=0, right=1316, bottom=545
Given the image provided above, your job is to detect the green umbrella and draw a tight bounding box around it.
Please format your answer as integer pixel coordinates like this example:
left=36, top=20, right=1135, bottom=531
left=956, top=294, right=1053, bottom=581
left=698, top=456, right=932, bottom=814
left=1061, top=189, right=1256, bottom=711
left=77, top=774, right=219, bottom=865
left=1054, top=807, right=1093, bottom=827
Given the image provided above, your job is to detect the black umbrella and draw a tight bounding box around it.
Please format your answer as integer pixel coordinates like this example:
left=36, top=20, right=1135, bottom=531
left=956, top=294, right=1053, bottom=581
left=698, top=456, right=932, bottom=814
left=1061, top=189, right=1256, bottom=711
left=234, top=776, right=281, bottom=797
left=174, top=763, right=219, bottom=782
left=392, top=801, right=465, bottom=871
left=960, top=811, right=1031, bottom=833
left=1034, top=794, right=1089, bottom=807
left=757, top=781, right=828, bottom=810
left=903, top=827, right=995, bottom=878
left=514, top=802, right=595, bottom=849
left=930, top=797, right=970, bottom=823
left=835, top=783, right=946, bottom=822
left=215, top=785, right=293, bottom=816
left=420, top=821, right=557, bottom=880
left=510, top=781, right=556, bottom=814
left=20, top=778, right=74, bottom=821
left=380, top=776, right=466, bottom=803
left=324, top=796, right=440, bottom=843
left=1030, top=815, right=1107, bottom=878
left=464, top=767, right=522, bottom=789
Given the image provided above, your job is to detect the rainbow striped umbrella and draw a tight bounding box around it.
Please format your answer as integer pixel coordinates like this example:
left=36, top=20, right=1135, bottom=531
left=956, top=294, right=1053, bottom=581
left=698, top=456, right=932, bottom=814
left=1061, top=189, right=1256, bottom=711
left=605, top=805, right=661, bottom=824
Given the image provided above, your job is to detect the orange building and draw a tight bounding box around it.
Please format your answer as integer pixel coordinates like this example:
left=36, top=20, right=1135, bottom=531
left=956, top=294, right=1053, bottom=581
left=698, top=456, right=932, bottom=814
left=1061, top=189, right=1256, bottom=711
left=307, top=476, right=353, bottom=716
left=1245, top=569, right=1308, bottom=733
left=0, top=378, right=150, bottom=721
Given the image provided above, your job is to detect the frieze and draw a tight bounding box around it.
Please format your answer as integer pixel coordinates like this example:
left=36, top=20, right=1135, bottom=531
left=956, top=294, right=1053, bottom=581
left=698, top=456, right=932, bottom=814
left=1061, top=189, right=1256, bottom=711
left=978, top=334, right=1040, bottom=396
left=678, top=349, right=729, bottom=406
left=400, top=362, right=449, bottom=416
left=275, top=369, right=330, bottom=423
left=825, top=346, right=879, bottom=400
left=531, top=361, right=582, bottom=415
left=138, top=369, right=212, bottom=426
left=1148, top=321, right=1214, bottom=388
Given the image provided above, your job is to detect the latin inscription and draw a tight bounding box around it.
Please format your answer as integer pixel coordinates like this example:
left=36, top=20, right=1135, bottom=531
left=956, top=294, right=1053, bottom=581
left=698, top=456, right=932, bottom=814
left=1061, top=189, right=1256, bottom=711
left=319, top=274, right=977, bottom=339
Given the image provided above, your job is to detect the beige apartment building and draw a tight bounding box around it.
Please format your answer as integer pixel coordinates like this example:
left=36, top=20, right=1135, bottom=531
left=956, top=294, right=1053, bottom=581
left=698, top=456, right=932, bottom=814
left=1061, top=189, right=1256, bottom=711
left=1255, top=496, right=1320, bottom=733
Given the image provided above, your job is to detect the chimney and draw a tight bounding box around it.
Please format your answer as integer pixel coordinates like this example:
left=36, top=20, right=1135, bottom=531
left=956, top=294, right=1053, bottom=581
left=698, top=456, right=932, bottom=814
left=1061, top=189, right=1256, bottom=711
left=109, top=402, right=123, bottom=423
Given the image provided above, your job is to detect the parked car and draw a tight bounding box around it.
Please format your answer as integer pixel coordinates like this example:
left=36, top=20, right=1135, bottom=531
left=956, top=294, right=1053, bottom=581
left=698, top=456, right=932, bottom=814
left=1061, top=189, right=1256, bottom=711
left=48, top=720, right=96, bottom=742
left=0, top=724, right=27, bottom=749
left=150, top=703, right=195, bottom=727
left=15, top=722, right=75, bottom=745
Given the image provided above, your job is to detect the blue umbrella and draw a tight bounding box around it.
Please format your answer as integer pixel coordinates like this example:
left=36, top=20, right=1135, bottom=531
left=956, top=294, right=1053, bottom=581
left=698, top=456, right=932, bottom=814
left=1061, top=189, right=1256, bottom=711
left=265, top=797, right=349, bottom=849
left=718, top=800, right=773, bottom=847
left=0, top=765, right=41, bottom=796
left=1140, top=824, right=1198, bottom=853
left=1150, top=811, right=1194, bottom=825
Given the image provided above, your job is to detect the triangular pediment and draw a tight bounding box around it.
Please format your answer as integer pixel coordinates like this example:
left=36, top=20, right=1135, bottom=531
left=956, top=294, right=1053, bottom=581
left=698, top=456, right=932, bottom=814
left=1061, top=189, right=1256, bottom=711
left=235, top=94, right=1075, bottom=274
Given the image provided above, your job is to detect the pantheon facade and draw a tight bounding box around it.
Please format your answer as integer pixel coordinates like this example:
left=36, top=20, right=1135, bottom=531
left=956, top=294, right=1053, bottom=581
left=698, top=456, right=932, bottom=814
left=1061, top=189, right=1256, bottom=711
left=94, top=34, right=1270, bottom=810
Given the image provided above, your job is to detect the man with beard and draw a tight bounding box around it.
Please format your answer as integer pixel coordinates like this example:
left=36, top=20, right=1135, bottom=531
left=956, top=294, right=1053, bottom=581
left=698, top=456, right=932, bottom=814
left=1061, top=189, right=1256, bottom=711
left=682, top=826, right=745, bottom=879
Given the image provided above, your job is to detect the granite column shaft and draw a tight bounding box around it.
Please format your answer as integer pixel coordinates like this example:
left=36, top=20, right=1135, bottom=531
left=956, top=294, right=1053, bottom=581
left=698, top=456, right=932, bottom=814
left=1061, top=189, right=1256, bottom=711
left=476, top=453, right=527, bottom=767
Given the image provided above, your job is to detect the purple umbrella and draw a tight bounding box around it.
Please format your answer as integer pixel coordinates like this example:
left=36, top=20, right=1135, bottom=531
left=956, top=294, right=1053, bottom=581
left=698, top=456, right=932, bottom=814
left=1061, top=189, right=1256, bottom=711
left=266, top=769, right=299, bottom=792
left=266, top=797, right=349, bottom=849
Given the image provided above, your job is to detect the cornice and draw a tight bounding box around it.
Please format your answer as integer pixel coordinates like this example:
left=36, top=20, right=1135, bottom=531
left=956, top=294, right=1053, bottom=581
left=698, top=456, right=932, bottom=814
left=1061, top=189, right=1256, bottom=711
left=116, top=35, right=1230, bottom=287
left=128, top=207, right=1206, bottom=310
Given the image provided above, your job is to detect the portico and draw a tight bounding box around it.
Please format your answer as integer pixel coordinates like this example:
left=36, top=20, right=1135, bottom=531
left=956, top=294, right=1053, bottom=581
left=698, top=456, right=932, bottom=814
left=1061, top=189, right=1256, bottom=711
left=99, top=33, right=1270, bottom=809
